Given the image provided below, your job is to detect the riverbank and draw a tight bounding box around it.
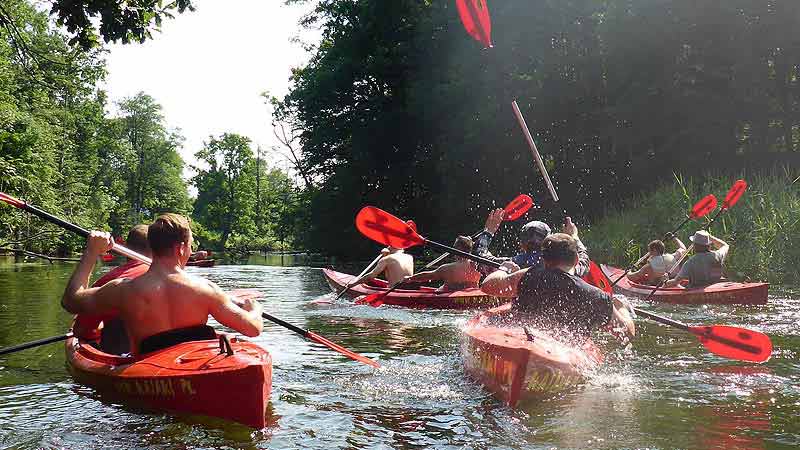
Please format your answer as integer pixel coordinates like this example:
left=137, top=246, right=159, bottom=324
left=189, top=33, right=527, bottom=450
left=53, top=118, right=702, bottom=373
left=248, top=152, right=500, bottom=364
left=584, top=167, right=800, bottom=285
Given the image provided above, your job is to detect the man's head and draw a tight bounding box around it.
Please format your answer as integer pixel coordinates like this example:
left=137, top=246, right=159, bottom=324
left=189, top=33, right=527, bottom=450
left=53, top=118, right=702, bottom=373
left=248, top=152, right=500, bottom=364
left=689, top=230, right=711, bottom=253
left=148, top=214, right=193, bottom=263
left=452, top=235, right=473, bottom=258
left=519, top=221, right=551, bottom=252
left=647, top=240, right=666, bottom=256
left=125, top=224, right=151, bottom=257
left=541, top=233, right=578, bottom=271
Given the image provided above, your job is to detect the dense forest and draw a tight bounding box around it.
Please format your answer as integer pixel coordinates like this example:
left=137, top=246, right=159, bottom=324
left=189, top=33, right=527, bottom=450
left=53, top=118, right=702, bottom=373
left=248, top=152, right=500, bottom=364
left=276, top=0, right=799, bottom=256
left=0, top=0, right=302, bottom=256
left=1, top=0, right=798, bottom=261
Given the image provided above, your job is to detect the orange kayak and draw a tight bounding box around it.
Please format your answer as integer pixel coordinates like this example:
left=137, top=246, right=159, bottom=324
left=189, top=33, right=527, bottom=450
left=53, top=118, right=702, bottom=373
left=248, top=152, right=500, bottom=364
left=322, top=268, right=502, bottom=309
left=601, top=264, right=768, bottom=305
left=66, top=333, right=271, bottom=428
left=461, top=304, right=603, bottom=407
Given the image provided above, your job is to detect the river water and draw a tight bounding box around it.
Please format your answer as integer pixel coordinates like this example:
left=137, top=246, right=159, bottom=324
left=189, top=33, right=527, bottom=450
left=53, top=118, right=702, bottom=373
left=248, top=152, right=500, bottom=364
left=0, top=255, right=798, bottom=449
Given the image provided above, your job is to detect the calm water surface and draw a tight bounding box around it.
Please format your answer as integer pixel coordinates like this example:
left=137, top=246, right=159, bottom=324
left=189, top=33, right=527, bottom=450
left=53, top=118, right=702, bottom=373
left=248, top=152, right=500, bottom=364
left=0, top=255, right=798, bottom=449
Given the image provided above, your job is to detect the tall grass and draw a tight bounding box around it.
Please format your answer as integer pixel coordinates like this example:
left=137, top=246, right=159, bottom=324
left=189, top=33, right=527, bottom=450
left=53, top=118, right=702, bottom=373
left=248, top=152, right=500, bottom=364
left=584, top=166, right=800, bottom=285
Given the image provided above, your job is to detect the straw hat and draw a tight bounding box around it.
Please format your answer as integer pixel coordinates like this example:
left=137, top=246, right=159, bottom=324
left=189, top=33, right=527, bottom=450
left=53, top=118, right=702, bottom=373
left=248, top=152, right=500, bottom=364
left=689, top=230, right=712, bottom=246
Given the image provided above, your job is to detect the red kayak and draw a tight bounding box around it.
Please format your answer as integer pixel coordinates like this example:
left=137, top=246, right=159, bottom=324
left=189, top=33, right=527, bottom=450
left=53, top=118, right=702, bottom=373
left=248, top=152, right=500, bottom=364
left=322, top=268, right=502, bottom=309
left=66, top=332, right=272, bottom=428
left=601, top=264, right=768, bottom=305
left=461, top=304, right=603, bottom=407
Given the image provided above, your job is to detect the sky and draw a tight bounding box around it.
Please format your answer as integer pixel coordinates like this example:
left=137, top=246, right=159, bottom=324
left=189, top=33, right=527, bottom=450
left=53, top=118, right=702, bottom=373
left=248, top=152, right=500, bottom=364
left=101, top=0, right=320, bottom=175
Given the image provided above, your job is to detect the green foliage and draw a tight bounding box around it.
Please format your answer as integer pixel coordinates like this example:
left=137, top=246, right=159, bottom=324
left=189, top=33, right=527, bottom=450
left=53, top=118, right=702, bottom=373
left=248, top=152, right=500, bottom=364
left=45, top=0, right=195, bottom=49
left=280, top=0, right=800, bottom=257
left=584, top=168, right=800, bottom=284
left=0, top=1, right=191, bottom=256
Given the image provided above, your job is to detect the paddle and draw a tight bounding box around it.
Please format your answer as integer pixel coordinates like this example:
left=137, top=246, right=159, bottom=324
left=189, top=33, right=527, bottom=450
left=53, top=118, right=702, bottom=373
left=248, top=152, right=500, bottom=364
left=706, top=180, right=747, bottom=228
left=358, top=206, right=771, bottom=362
left=0, top=333, right=73, bottom=357
left=0, top=192, right=380, bottom=368
left=333, top=253, right=383, bottom=301
left=423, top=194, right=534, bottom=270
left=610, top=194, right=718, bottom=288
left=353, top=280, right=404, bottom=307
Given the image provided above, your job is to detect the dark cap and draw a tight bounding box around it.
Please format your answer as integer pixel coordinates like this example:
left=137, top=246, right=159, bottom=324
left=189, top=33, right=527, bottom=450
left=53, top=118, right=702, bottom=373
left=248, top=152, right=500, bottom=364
left=519, top=220, right=551, bottom=244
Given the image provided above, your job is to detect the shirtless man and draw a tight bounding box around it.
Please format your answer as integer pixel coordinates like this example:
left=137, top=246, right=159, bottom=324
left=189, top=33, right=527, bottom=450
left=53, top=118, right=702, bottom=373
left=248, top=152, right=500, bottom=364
left=481, top=233, right=635, bottom=340
left=349, top=246, right=414, bottom=286
left=61, top=214, right=263, bottom=356
left=403, top=236, right=480, bottom=292
left=627, top=235, right=686, bottom=285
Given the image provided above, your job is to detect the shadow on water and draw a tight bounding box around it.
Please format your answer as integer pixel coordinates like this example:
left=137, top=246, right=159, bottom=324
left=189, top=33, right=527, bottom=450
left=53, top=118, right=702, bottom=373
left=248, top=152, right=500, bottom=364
left=0, top=255, right=799, bottom=448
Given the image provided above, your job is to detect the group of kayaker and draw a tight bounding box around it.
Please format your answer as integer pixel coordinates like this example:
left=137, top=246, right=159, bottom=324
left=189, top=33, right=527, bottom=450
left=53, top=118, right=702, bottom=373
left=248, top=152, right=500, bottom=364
left=627, top=230, right=729, bottom=288
left=61, top=214, right=263, bottom=357
left=349, top=209, right=637, bottom=341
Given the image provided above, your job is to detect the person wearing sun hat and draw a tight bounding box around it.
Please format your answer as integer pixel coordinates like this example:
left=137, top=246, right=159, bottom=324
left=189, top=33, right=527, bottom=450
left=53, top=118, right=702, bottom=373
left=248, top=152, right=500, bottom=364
left=663, top=230, right=729, bottom=288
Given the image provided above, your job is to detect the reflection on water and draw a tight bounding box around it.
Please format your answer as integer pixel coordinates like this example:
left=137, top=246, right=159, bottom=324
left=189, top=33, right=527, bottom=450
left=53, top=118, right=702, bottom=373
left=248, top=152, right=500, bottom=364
left=0, top=256, right=799, bottom=449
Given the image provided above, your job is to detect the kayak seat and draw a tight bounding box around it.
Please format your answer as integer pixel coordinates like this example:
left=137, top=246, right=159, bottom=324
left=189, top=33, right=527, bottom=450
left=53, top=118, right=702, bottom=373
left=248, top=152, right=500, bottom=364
left=139, top=325, right=217, bottom=355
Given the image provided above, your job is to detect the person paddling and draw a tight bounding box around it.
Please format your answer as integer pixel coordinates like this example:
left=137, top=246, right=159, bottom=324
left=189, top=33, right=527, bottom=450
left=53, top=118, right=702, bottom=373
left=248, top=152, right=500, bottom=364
left=663, top=230, right=729, bottom=288
left=61, top=214, right=263, bottom=357
left=402, top=236, right=481, bottom=292
left=627, top=235, right=687, bottom=286
left=473, top=208, right=591, bottom=277
left=480, top=233, right=635, bottom=340
left=348, top=246, right=414, bottom=286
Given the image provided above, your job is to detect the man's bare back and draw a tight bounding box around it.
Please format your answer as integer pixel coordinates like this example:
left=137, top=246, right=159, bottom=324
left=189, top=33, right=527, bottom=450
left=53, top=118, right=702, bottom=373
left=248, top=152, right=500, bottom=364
left=350, top=248, right=414, bottom=286
left=406, top=259, right=480, bottom=292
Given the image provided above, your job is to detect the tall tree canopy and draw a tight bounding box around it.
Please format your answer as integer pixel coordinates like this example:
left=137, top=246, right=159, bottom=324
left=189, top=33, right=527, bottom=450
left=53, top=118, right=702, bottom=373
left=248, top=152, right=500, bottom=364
left=279, top=0, right=799, bottom=256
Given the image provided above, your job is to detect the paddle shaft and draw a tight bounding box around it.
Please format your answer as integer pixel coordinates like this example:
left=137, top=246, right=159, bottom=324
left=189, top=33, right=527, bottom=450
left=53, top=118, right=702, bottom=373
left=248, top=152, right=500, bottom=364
left=511, top=101, right=559, bottom=202
left=334, top=253, right=382, bottom=300
left=5, top=198, right=151, bottom=263
left=0, top=333, right=73, bottom=356
left=422, top=238, right=503, bottom=269
left=610, top=253, right=651, bottom=288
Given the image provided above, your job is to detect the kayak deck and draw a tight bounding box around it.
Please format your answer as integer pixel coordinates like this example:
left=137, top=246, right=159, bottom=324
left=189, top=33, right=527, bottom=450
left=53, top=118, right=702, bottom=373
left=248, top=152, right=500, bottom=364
left=66, top=333, right=271, bottom=428
left=461, top=304, right=603, bottom=407
left=322, top=268, right=502, bottom=309
left=602, top=264, right=768, bottom=305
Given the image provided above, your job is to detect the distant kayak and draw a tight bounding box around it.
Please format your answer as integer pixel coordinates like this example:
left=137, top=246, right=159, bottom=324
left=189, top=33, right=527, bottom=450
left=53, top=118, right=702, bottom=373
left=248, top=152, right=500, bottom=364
left=66, top=331, right=271, bottom=428
left=322, top=268, right=502, bottom=309
left=461, top=304, right=603, bottom=407
left=601, top=264, right=768, bottom=305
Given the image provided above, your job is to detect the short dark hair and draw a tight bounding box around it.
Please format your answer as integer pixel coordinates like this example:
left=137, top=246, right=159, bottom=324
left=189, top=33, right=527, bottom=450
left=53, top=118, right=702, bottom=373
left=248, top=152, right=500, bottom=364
left=125, top=224, right=150, bottom=254
left=648, top=240, right=665, bottom=255
left=453, top=235, right=473, bottom=253
left=148, top=214, right=191, bottom=257
left=541, top=233, right=577, bottom=266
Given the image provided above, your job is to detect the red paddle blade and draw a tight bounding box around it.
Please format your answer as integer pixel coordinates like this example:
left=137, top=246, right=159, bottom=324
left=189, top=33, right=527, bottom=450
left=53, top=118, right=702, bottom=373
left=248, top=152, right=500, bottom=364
left=689, top=194, right=718, bottom=219
left=456, top=0, right=492, bottom=48
left=583, top=261, right=613, bottom=295
left=689, top=325, right=772, bottom=363
left=306, top=330, right=380, bottom=368
left=0, top=192, right=25, bottom=208
left=355, top=206, right=425, bottom=249
left=502, top=194, right=534, bottom=221
left=723, top=180, right=747, bottom=210
left=354, top=293, right=385, bottom=307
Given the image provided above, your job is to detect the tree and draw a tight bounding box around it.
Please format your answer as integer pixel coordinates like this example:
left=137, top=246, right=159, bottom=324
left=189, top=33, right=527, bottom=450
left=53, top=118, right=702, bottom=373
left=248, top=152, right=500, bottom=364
left=192, top=133, right=257, bottom=249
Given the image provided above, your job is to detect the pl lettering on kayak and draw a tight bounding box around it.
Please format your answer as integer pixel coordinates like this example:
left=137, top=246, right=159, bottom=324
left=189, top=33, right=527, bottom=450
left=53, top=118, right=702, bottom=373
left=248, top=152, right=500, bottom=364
left=114, top=378, right=197, bottom=398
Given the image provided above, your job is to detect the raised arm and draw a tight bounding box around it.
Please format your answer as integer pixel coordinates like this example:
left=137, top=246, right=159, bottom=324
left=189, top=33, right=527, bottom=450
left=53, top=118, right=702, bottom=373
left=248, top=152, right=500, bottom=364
left=206, top=282, right=263, bottom=337
left=481, top=262, right=526, bottom=297
left=562, top=217, right=590, bottom=277
left=61, top=231, right=123, bottom=315
left=710, top=234, right=729, bottom=259
left=405, top=267, right=444, bottom=283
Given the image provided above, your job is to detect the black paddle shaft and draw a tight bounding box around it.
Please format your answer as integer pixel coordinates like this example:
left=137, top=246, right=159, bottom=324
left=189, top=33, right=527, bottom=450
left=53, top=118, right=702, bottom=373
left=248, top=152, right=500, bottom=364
left=0, top=333, right=73, bottom=356
left=423, top=239, right=504, bottom=270
left=262, top=312, right=310, bottom=339
left=18, top=202, right=90, bottom=238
